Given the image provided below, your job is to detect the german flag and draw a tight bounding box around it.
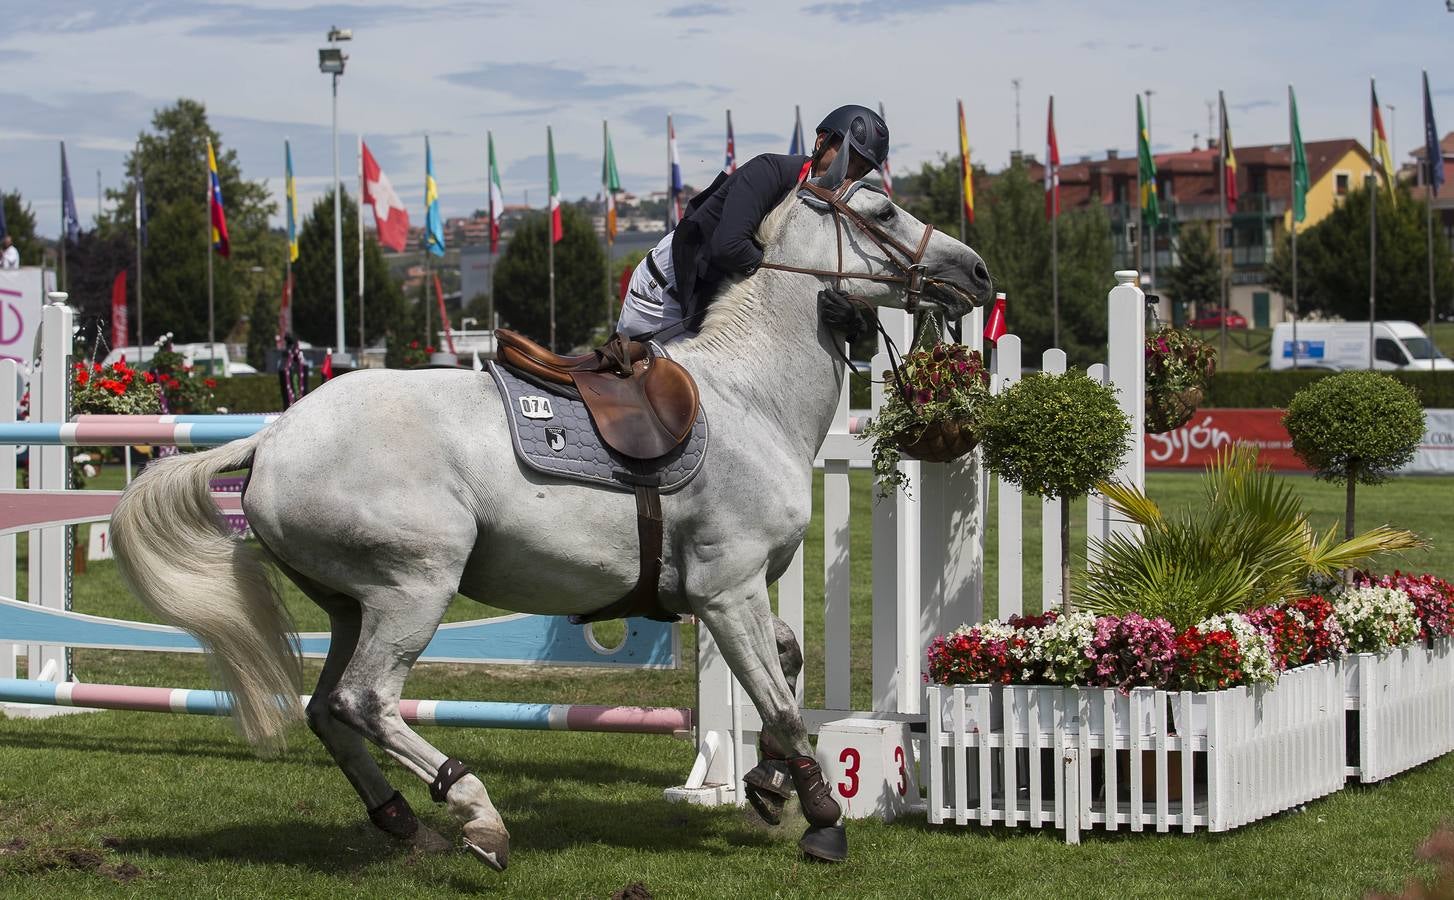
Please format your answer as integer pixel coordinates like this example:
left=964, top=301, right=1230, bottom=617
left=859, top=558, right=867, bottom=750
left=1371, top=80, right=1397, bottom=196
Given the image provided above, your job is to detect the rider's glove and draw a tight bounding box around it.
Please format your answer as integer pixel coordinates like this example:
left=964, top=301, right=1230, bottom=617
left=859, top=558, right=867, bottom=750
left=817, top=288, right=867, bottom=344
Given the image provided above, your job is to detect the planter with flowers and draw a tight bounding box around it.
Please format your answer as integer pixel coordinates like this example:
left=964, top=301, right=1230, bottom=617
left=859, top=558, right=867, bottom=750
left=1144, top=328, right=1216, bottom=434
left=860, top=342, right=990, bottom=496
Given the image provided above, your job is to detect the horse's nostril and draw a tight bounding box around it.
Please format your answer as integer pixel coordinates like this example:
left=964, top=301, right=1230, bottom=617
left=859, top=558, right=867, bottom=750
left=973, top=262, right=989, bottom=283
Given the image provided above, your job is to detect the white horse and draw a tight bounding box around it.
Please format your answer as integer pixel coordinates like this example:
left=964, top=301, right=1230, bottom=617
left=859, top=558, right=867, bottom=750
left=110, top=180, right=990, bottom=869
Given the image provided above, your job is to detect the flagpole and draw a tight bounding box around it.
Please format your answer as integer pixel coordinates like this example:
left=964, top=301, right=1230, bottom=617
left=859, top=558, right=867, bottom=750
left=134, top=155, right=144, bottom=351
left=1218, top=92, right=1228, bottom=365
left=548, top=126, right=556, bottom=352
left=1429, top=156, right=1438, bottom=373
left=1369, top=78, right=1377, bottom=369
left=357, top=134, right=365, bottom=360
left=603, top=119, right=612, bottom=337
left=58, top=143, right=67, bottom=291
left=206, top=145, right=215, bottom=373
left=1050, top=95, right=1059, bottom=349
left=1290, top=85, right=1300, bottom=370
left=1147, top=90, right=1156, bottom=289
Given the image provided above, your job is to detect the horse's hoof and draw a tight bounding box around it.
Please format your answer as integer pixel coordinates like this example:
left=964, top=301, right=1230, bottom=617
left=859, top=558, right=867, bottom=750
left=462, top=819, right=510, bottom=871
left=743, top=760, right=792, bottom=826
left=367, top=790, right=420, bottom=840
left=799, top=823, right=848, bottom=863
left=410, top=824, right=452, bottom=854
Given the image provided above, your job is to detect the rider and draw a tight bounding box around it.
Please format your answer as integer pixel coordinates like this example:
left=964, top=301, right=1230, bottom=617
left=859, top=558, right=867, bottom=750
left=617, top=104, right=890, bottom=340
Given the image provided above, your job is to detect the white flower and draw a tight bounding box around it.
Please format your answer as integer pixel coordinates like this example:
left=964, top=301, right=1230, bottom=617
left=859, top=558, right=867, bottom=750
left=1195, top=613, right=1277, bottom=684
left=82, top=464, right=97, bottom=479
left=1332, top=586, right=1418, bottom=654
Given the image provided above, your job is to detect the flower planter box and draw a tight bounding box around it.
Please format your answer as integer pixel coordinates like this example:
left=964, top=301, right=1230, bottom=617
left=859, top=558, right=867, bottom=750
left=1343, top=636, right=1454, bottom=783
left=925, top=662, right=1346, bottom=843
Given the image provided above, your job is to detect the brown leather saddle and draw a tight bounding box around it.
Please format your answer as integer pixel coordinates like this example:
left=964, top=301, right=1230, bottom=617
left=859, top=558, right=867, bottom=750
left=494, top=328, right=701, bottom=623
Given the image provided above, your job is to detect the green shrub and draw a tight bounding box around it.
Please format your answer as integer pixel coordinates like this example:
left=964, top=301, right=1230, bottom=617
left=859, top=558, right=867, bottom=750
left=1205, top=370, right=1453, bottom=408
left=211, top=373, right=325, bottom=413
left=1283, top=371, right=1426, bottom=539
left=980, top=371, right=1130, bottom=607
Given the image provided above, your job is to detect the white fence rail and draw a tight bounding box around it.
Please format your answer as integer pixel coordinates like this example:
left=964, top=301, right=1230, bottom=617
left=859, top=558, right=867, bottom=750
left=1346, top=636, right=1454, bottom=782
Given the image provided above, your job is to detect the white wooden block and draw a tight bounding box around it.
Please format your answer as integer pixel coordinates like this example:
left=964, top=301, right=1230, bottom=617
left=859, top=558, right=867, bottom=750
left=815, top=718, right=917, bottom=823
left=86, top=523, right=113, bottom=561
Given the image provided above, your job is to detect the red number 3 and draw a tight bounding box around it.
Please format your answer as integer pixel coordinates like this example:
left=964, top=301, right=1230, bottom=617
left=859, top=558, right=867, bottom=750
left=838, top=747, right=860, bottom=798
left=894, top=745, right=908, bottom=795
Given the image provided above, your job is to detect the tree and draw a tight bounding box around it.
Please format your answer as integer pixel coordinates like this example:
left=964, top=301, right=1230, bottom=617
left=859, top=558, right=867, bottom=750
left=290, top=187, right=407, bottom=351
left=65, top=228, right=134, bottom=348
left=97, top=99, right=277, bottom=345
left=1284, top=372, right=1425, bottom=539
left=493, top=206, right=605, bottom=351
left=1267, top=182, right=1454, bottom=322
left=1163, top=224, right=1220, bottom=318
left=979, top=371, right=1130, bottom=608
left=2, top=191, right=42, bottom=265
left=901, top=159, right=1114, bottom=366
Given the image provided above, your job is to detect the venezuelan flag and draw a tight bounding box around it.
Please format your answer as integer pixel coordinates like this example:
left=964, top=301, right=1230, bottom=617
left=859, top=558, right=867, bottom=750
left=207, top=138, right=230, bottom=257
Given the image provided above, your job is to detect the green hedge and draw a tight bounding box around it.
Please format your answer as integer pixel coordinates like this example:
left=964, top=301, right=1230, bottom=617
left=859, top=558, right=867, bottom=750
left=1205, top=371, right=1454, bottom=408
left=210, top=374, right=326, bottom=413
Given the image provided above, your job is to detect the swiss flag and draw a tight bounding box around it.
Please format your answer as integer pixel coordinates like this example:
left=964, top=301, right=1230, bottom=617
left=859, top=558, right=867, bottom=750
left=362, top=141, right=409, bottom=252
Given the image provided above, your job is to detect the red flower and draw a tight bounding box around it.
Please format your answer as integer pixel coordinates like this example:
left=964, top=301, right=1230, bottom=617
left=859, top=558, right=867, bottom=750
left=425, top=346, right=436, bottom=354
left=75, top=370, right=90, bottom=386
left=144, top=372, right=156, bottom=384
left=204, top=378, right=217, bottom=389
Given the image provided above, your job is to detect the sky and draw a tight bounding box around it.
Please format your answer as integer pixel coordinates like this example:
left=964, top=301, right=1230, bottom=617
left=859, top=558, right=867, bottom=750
left=5, top=0, right=1453, bottom=238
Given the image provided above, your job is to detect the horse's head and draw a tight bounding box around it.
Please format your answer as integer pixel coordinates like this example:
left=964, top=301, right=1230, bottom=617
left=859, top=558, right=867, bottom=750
left=759, top=179, right=992, bottom=322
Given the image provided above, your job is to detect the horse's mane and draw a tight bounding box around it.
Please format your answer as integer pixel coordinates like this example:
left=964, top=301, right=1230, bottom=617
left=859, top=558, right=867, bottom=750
left=690, top=193, right=802, bottom=351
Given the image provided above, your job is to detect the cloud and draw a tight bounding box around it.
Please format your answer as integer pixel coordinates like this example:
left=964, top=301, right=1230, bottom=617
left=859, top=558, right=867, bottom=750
left=10, top=1, right=490, bottom=38
left=802, top=0, right=991, bottom=24
left=625, top=105, right=706, bottom=135
left=443, top=62, right=707, bottom=102
left=662, top=3, right=730, bottom=16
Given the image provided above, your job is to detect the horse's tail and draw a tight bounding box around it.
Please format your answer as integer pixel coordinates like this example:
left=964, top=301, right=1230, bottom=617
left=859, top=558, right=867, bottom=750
left=110, top=433, right=302, bottom=750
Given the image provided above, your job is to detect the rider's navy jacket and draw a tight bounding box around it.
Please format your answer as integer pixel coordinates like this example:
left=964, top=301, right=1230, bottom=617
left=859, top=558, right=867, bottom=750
left=669, top=153, right=809, bottom=328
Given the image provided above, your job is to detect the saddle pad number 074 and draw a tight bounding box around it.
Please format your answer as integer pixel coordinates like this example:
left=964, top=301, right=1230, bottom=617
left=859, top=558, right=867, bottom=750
left=489, top=362, right=708, bottom=494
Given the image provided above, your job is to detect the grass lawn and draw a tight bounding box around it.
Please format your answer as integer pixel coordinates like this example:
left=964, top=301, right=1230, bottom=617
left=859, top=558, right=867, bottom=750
left=2, top=464, right=1453, bottom=897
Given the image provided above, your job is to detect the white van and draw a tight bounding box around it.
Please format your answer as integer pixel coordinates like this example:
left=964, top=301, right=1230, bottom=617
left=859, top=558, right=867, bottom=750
left=102, top=342, right=246, bottom=376
left=1269, top=321, right=1454, bottom=372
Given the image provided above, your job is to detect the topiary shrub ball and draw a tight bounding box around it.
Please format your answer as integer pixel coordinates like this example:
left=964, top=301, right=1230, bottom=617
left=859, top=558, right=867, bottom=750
left=1283, top=371, right=1425, bottom=486
left=980, top=371, right=1131, bottom=500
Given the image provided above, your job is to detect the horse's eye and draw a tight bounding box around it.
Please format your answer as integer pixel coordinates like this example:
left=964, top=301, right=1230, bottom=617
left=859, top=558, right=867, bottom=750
left=876, top=206, right=896, bottom=222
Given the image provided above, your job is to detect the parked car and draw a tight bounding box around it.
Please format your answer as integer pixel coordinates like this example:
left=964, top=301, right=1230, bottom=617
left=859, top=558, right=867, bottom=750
left=1269, top=320, right=1454, bottom=371
left=1188, top=308, right=1249, bottom=330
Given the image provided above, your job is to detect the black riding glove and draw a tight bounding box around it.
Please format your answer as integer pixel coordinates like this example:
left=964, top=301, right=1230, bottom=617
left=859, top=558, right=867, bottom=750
left=817, top=288, right=868, bottom=344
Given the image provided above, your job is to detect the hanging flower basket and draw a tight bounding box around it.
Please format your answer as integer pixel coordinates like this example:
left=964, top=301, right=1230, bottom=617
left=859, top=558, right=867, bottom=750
left=861, top=342, right=990, bottom=495
left=1144, top=329, right=1216, bottom=435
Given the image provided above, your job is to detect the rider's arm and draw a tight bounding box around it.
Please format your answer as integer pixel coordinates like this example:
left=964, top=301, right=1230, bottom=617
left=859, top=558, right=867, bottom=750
left=706, top=156, right=792, bottom=278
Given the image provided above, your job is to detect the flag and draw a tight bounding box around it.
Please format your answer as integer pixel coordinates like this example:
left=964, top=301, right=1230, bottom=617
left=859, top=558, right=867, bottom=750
left=424, top=137, right=445, bottom=257
left=134, top=170, right=147, bottom=247
left=110, top=270, right=128, bottom=349
left=61, top=141, right=80, bottom=242
left=1371, top=80, right=1396, bottom=193
left=790, top=105, right=805, bottom=155
left=724, top=109, right=737, bottom=174
left=279, top=271, right=293, bottom=337
left=1219, top=92, right=1238, bottom=214
left=547, top=126, right=563, bottom=244
left=957, top=99, right=974, bottom=224
left=878, top=101, right=894, bottom=197
left=667, top=115, right=684, bottom=230
left=984, top=293, right=1007, bottom=343
left=602, top=121, right=621, bottom=244
left=285, top=140, right=299, bottom=262
left=1426, top=71, right=1445, bottom=198
left=321, top=351, right=333, bottom=381
left=1046, top=95, right=1061, bottom=220
left=1290, top=85, right=1309, bottom=224
left=206, top=138, right=230, bottom=257
left=488, top=132, right=504, bottom=252
left=1137, top=95, right=1159, bottom=228
left=362, top=141, right=409, bottom=252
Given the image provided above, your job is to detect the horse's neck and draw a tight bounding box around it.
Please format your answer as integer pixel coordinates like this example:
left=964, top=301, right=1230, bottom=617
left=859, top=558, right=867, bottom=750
left=674, top=270, right=845, bottom=465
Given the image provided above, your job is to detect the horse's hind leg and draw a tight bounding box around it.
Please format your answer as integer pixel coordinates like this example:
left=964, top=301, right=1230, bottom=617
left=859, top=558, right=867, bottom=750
left=294, top=584, right=448, bottom=850
left=743, top=616, right=802, bottom=824
left=326, top=584, right=510, bottom=870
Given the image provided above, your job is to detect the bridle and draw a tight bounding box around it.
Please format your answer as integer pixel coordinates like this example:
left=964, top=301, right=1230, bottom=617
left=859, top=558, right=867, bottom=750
left=757, top=178, right=979, bottom=403
left=757, top=179, right=977, bottom=315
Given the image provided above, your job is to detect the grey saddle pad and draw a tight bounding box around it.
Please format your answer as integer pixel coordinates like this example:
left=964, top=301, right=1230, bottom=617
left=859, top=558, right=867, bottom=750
left=488, top=360, right=709, bottom=494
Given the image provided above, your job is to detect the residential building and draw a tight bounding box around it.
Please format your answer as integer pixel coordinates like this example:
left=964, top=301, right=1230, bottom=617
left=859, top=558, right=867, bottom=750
left=1028, top=138, right=1375, bottom=327
left=1405, top=131, right=1454, bottom=256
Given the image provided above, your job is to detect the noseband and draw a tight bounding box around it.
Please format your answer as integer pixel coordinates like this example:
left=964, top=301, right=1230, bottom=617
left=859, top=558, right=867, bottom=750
left=756, top=180, right=960, bottom=314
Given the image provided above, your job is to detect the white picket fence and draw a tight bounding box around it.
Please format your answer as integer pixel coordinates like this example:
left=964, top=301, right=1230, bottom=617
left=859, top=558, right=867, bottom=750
left=925, top=661, right=1348, bottom=842
left=1346, top=636, right=1454, bottom=783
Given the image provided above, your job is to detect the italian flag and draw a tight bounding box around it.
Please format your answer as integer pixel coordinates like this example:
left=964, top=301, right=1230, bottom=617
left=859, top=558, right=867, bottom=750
left=548, top=126, right=563, bottom=244
left=488, top=132, right=504, bottom=253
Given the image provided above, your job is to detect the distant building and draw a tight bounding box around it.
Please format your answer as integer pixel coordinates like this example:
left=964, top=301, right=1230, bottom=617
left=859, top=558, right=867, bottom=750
left=1028, top=138, right=1376, bottom=327
left=1405, top=131, right=1454, bottom=256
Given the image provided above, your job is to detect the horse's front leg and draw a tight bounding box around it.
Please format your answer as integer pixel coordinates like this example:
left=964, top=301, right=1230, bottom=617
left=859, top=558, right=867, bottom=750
left=692, top=575, right=846, bottom=862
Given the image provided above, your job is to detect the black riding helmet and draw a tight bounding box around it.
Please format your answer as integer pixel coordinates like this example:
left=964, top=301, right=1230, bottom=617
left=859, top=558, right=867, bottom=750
left=813, top=104, right=889, bottom=188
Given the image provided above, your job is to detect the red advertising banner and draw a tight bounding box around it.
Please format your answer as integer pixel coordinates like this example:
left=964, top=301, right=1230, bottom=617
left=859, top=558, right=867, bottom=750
left=1145, top=409, right=1308, bottom=471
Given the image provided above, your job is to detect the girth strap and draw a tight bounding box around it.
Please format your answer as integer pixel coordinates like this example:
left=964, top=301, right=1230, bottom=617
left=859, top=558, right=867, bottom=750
left=570, top=475, right=676, bottom=624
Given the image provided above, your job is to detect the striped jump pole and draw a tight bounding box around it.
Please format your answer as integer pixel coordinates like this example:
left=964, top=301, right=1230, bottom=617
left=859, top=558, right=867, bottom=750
left=0, top=678, right=692, bottom=736
left=0, top=420, right=268, bottom=447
